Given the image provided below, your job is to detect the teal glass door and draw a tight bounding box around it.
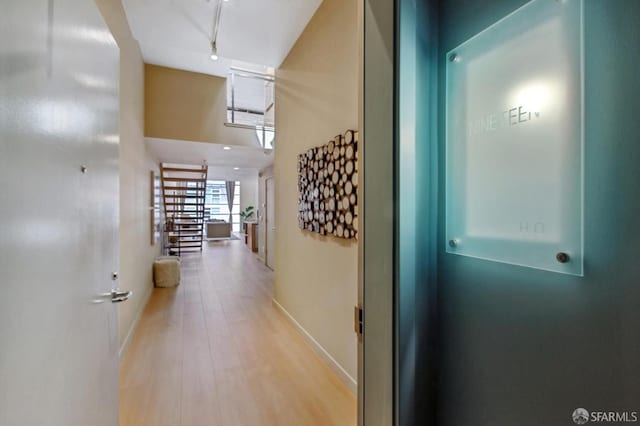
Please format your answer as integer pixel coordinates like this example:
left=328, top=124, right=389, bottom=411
left=395, top=0, right=640, bottom=424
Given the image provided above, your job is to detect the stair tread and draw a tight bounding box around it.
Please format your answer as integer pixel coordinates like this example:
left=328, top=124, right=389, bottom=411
left=163, top=191, right=205, bottom=194
left=162, top=167, right=207, bottom=173
left=165, top=211, right=204, bottom=214
left=163, top=177, right=207, bottom=183
left=161, top=164, right=209, bottom=247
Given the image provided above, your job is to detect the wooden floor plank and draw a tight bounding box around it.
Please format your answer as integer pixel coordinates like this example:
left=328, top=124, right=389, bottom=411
left=119, top=240, right=356, bottom=426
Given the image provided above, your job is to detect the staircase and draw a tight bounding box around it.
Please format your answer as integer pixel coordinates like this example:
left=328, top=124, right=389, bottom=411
left=160, top=163, right=208, bottom=255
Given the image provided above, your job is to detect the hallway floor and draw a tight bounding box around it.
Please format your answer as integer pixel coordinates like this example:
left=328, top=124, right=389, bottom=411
left=119, top=240, right=356, bottom=426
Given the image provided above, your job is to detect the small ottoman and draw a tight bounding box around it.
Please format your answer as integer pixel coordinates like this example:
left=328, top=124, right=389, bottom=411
left=154, top=256, right=180, bottom=288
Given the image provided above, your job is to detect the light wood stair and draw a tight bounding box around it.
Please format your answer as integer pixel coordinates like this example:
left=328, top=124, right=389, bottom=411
left=161, top=163, right=208, bottom=255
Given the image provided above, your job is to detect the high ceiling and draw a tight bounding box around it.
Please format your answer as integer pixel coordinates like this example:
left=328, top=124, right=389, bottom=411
left=123, top=0, right=322, bottom=77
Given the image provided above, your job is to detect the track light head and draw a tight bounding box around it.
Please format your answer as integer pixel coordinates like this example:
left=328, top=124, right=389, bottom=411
left=210, top=41, right=218, bottom=61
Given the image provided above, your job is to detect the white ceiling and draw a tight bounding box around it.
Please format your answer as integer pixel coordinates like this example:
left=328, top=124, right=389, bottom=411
left=146, top=137, right=273, bottom=180
left=123, top=0, right=322, bottom=77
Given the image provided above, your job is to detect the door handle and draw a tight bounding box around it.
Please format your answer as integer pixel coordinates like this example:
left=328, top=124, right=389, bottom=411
left=111, top=289, right=132, bottom=303
left=92, top=288, right=133, bottom=304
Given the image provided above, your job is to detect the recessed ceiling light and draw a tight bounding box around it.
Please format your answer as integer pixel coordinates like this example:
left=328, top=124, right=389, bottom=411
left=233, top=167, right=239, bottom=170
left=223, top=146, right=231, bottom=150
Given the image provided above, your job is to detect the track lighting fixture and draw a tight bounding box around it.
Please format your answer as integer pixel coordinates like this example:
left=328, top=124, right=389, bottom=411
left=210, top=41, right=218, bottom=61
left=209, top=0, right=224, bottom=61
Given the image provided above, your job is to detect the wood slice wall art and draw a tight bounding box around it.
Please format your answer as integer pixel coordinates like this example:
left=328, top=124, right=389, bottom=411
left=298, top=130, right=359, bottom=240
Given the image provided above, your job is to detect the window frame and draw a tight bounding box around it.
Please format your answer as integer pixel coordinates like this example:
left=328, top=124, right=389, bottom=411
left=204, top=180, right=241, bottom=233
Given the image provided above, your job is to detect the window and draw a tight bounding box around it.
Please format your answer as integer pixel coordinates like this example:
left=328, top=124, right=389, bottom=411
left=205, top=181, right=241, bottom=232
left=226, top=68, right=275, bottom=150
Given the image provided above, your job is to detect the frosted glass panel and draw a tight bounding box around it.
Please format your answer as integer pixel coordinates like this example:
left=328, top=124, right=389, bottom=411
left=445, top=0, right=583, bottom=276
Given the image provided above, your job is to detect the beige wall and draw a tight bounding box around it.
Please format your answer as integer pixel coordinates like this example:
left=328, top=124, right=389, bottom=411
left=96, top=0, right=160, bottom=351
left=145, top=65, right=257, bottom=147
left=274, top=0, right=359, bottom=389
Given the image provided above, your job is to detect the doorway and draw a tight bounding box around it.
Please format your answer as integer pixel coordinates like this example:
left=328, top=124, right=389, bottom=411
left=265, top=176, right=275, bottom=270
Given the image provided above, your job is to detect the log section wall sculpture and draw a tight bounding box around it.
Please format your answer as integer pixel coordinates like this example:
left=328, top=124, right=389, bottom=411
left=297, top=130, right=359, bottom=240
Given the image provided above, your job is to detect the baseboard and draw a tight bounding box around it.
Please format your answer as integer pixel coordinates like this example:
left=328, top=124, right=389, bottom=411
left=272, top=298, right=357, bottom=395
left=119, top=286, right=152, bottom=358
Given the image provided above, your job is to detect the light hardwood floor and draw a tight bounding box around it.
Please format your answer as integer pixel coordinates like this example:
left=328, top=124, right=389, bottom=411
left=119, top=240, right=357, bottom=426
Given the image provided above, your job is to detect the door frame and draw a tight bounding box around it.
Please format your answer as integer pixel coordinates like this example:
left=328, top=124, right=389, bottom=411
left=360, top=0, right=439, bottom=424
left=360, top=0, right=396, bottom=425
left=264, top=176, right=275, bottom=270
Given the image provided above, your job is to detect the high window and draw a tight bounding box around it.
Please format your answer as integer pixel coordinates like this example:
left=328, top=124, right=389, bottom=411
left=226, top=68, right=275, bottom=150
left=205, top=181, right=241, bottom=232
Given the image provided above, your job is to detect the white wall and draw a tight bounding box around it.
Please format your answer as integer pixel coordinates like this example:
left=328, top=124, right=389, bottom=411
left=274, top=0, right=359, bottom=391
left=96, top=0, right=160, bottom=352
left=240, top=174, right=259, bottom=221
left=240, top=174, right=259, bottom=245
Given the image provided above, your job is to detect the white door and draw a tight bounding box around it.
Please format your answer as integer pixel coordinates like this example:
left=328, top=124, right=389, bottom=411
left=0, top=1, right=122, bottom=425
left=266, top=177, right=275, bottom=270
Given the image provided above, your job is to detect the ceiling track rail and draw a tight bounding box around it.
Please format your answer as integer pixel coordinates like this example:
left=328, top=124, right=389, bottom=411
left=210, top=0, right=223, bottom=45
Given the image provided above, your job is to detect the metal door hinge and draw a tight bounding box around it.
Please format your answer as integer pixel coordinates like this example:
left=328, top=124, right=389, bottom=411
left=354, top=305, right=363, bottom=341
